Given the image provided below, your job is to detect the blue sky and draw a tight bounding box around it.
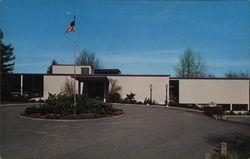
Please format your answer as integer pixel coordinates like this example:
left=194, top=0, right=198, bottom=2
left=1, top=0, right=249, bottom=77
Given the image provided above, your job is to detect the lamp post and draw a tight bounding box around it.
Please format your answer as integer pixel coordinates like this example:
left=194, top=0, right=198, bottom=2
left=166, top=83, right=168, bottom=106
left=150, top=84, right=152, bottom=103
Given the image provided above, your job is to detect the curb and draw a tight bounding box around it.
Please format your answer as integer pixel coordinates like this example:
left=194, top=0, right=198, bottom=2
left=224, top=115, right=250, bottom=118
left=166, top=106, right=204, bottom=113
left=0, top=103, right=42, bottom=107
left=18, top=113, right=126, bottom=122
left=113, top=103, right=204, bottom=113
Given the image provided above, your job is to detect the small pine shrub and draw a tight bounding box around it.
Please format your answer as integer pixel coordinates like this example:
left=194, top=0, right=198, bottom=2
left=107, top=92, right=121, bottom=103
left=203, top=106, right=225, bottom=117
left=143, top=98, right=157, bottom=105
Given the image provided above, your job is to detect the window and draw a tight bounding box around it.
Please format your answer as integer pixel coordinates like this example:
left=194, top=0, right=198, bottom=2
left=232, top=104, right=248, bottom=111
left=81, top=68, right=89, bottom=75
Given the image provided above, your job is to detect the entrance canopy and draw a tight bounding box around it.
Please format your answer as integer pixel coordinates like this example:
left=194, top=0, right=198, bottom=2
left=74, top=75, right=109, bottom=83
left=74, top=75, right=109, bottom=101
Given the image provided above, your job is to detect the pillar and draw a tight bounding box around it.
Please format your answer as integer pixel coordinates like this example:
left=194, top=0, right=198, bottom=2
left=230, top=104, right=233, bottom=111
left=103, top=82, right=107, bottom=103
left=80, top=82, right=83, bottom=95
left=78, top=81, right=81, bottom=95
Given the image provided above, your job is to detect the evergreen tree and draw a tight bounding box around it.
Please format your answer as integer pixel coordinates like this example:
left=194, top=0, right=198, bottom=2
left=47, top=59, right=58, bottom=74
left=0, top=29, right=15, bottom=73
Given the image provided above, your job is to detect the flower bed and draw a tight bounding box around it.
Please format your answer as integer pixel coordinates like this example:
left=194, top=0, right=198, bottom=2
left=20, top=94, right=124, bottom=120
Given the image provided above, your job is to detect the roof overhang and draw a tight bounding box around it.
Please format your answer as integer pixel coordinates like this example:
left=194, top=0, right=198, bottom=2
left=74, top=75, right=109, bottom=83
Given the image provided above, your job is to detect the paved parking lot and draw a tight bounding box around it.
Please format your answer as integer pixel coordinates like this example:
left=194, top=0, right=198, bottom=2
left=1, top=104, right=250, bottom=159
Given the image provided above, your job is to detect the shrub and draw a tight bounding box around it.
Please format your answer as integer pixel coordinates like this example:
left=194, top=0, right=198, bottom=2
left=107, top=92, right=121, bottom=103
left=143, top=98, right=157, bottom=105
left=123, top=93, right=139, bottom=104
left=211, top=136, right=250, bottom=159
left=24, top=94, right=113, bottom=115
left=25, top=106, right=41, bottom=114
left=203, top=106, right=225, bottom=117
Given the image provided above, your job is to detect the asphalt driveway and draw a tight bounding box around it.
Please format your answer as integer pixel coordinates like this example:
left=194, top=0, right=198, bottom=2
left=1, top=104, right=250, bottom=159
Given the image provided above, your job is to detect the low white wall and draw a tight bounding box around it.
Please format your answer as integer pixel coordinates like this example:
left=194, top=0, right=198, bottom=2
left=179, top=79, right=249, bottom=106
left=107, top=76, right=169, bottom=104
left=52, top=65, right=92, bottom=74
left=43, top=75, right=78, bottom=99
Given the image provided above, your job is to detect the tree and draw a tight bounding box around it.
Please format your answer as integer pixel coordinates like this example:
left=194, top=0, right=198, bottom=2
left=109, top=79, right=122, bottom=94
left=47, top=59, right=58, bottom=74
left=0, top=29, right=15, bottom=73
left=193, top=53, right=206, bottom=78
left=175, top=48, right=206, bottom=78
left=224, top=71, right=249, bottom=78
left=75, top=50, right=102, bottom=69
left=60, top=78, right=75, bottom=96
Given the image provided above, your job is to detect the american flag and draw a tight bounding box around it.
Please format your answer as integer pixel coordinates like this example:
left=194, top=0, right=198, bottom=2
left=65, top=20, right=75, bottom=33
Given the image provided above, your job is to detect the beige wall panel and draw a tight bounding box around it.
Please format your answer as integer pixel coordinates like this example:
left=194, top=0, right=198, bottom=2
left=52, top=65, right=92, bottom=74
left=179, top=79, right=249, bottom=105
left=43, top=75, right=78, bottom=99
left=107, top=76, right=169, bottom=104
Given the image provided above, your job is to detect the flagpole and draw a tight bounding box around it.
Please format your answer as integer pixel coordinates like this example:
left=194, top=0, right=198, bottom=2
left=73, top=15, right=77, bottom=115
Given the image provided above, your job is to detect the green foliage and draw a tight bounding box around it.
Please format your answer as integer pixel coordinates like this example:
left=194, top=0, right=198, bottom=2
left=0, top=28, right=15, bottom=73
left=211, top=136, right=250, bottom=159
left=124, top=93, right=137, bottom=104
left=24, top=94, right=113, bottom=115
left=143, top=98, right=157, bottom=105
left=107, top=92, right=122, bottom=103
left=211, top=153, right=240, bottom=159
left=76, top=95, right=112, bottom=114
left=203, top=106, right=225, bottom=117
left=75, top=50, right=102, bottom=69
left=230, top=136, right=250, bottom=159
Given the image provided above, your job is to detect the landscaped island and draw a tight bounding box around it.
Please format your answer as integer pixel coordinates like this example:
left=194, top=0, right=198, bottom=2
left=20, top=94, right=124, bottom=120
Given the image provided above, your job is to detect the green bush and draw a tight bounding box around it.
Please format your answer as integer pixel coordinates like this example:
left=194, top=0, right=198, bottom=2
left=76, top=95, right=112, bottom=114
left=203, top=106, right=225, bottom=117
left=24, top=94, right=113, bottom=115
left=143, top=98, right=157, bottom=105
left=123, top=93, right=143, bottom=104
left=107, top=92, right=121, bottom=103
left=211, top=136, right=250, bottom=159
left=125, top=93, right=136, bottom=103
left=25, top=106, right=41, bottom=114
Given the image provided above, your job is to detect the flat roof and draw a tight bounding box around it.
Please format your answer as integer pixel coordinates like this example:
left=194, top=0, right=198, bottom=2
left=170, top=77, right=250, bottom=80
left=107, top=74, right=170, bottom=77
left=52, top=64, right=91, bottom=67
left=6, top=73, right=170, bottom=77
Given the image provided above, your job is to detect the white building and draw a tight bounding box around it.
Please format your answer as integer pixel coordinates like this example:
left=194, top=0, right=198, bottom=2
left=2, top=64, right=249, bottom=111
